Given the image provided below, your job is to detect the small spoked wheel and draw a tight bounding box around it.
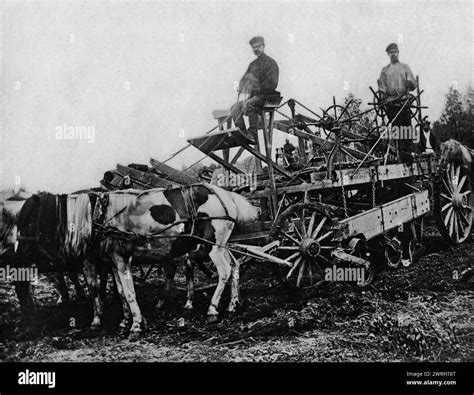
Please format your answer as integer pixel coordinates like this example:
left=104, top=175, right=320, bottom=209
left=435, top=161, right=473, bottom=244
left=271, top=203, right=336, bottom=288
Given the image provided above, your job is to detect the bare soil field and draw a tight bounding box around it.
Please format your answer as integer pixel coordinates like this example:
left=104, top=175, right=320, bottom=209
left=0, top=219, right=472, bottom=362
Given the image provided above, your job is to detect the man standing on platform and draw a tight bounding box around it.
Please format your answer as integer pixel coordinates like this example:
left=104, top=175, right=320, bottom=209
left=231, top=36, right=279, bottom=142
left=378, top=43, right=417, bottom=160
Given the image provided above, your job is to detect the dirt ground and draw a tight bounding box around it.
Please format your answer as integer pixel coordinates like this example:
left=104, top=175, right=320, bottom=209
left=0, top=217, right=472, bottom=362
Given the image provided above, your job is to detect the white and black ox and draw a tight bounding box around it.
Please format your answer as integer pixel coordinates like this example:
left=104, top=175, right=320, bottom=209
left=88, top=183, right=258, bottom=337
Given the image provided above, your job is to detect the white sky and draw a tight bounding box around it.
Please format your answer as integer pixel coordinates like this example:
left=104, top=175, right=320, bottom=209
left=1, top=0, right=473, bottom=193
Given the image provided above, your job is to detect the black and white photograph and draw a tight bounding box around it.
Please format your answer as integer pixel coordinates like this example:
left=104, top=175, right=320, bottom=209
left=0, top=0, right=472, bottom=392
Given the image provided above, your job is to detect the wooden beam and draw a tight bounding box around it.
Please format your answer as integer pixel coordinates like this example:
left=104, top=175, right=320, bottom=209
left=204, top=151, right=244, bottom=174
left=239, top=139, right=292, bottom=178
left=116, top=164, right=178, bottom=188
left=149, top=158, right=198, bottom=185
left=249, top=159, right=432, bottom=199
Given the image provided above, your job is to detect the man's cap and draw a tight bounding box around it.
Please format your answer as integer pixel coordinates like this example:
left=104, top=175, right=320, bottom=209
left=422, top=116, right=431, bottom=125
left=249, top=36, right=265, bottom=46
left=386, top=43, right=399, bottom=52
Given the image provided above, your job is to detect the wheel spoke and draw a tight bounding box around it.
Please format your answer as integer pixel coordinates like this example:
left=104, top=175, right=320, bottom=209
left=441, top=202, right=452, bottom=212
left=312, top=217, right=327, bottom=239
left=449, top=164, right=455, bottom=187
left=286, top=256, right=302, bottom=280
left=441, top=193, right=453, bottom=202
left=444, top=206, right=454, bottom=227
left=296, top=259, right=306, bottom=287
left=286, top=251, right=301, bottom=263
left=460, top=190, right=471, bottom=197
left=307, top=212, right=316, bottom=237
left=293, top=224, right=304, bottom=240
left=455, top=165, right=460, bottom=186
left=453, top=212, right=460, bottom=241
left=457, top=175, right=467, bottom=193
left=283, top=232, right=300, bottom=245
left=317, top=230, right=333, bottom=242
left=301, top=209, right=307, bottom=235
left=449, top=210, right=455, bottom=237
left=442, top=178, right=453, bottom=195
left=307, top=259, right=313, bottom=287
left=462, top=204, right=472, bottom=211
left=278, top=246, right=300, bottom=251
left=458, top=209, right=471, bottom=227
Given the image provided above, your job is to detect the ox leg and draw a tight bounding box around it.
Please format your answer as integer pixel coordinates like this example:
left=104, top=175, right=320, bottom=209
left=110, top=263, right=131, bottom=334
left=226, top=251, right=241, bottom=315
left=55, top=271, right=70, bottom=304
left=111, top=252, right=144, bottom=338
left=83, top=259, right=103, bottom=329
left=14, top=280, right=37, bottom=330
left=99, top=261, right=115, bottom=304
left=155, top=259, right=176, bottom=314
left=184, top=256, right=195, bottom=311
left=207, top=246, right=232, bottom=322
left=70, top=270, right=86, bottom=301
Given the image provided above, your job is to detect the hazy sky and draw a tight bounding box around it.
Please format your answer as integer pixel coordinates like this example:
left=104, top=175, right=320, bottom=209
left=1, top=0, right=472, bottom=193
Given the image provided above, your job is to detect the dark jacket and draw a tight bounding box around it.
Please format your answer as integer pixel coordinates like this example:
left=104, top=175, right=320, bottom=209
left=239, top=53, right=279, bottom=97
left=418, top=130, right=440, bottom=154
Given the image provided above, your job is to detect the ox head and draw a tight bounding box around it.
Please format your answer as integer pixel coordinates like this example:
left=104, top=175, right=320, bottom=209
left=0, top=196, right=30, bottom=258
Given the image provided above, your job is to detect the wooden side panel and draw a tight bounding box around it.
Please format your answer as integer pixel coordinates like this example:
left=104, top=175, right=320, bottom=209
left=336, top=190, right=430, bottom=241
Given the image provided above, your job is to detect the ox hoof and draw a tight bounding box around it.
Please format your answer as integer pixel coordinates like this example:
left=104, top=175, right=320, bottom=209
left=90, top=323, right=102, bottom=331
left=128, top=330, right=142, bottom=341
left=224, top=311, right=236, bottom=320
left=206, top=315, right=219, bottom=324
left=118, top=325, right=129, bottom=338
left=141, top=317, right=148, bottom=332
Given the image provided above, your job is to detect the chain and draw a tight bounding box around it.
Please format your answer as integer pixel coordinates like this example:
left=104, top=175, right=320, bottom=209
left=370, top=168, right=377, bottom=208
left=338, top=151, right=349, bottom=218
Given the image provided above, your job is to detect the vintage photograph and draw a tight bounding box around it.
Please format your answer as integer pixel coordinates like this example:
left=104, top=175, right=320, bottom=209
left=0, top=0, right=472, bottom=390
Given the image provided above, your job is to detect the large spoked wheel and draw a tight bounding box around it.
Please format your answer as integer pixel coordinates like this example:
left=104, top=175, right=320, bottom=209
left=434, top=161, right=473, bottom=244
left=271, top=203, right=336, bottom=288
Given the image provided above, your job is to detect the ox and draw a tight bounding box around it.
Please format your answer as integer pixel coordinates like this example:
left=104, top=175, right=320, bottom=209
left=88, top=183, right=258, bottom=337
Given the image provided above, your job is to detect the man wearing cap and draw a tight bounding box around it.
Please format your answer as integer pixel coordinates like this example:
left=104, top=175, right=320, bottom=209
left=418, top=117, right=439, bottom=155
left=378, top=43, right=417, bottom=161
left=231, top=36, right=279, bottom=141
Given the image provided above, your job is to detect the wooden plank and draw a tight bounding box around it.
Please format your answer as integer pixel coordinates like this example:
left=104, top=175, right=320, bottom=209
left=249, top=160, right=430, bottom=199
left=116, top=164, right=177, bottom=188
left=204, top=151, right=244, bottom=174
left=230, top=146, right=245, bottom=165
left=334, top=190, right=430, bottom=241
left=188, top=128, right=255, bottom=152
left=239, top=140, right=293, bottom=178
left=149, top=158, right=198, bottom=185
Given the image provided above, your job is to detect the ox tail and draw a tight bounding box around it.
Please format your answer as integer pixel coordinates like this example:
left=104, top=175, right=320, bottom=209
left=440, top=139, right=472, bottom=171
left=229, top=191, right=259, bottom=225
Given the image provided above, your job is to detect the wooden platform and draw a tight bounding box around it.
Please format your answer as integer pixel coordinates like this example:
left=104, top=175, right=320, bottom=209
left=187, top=127, right=255, bottom=154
